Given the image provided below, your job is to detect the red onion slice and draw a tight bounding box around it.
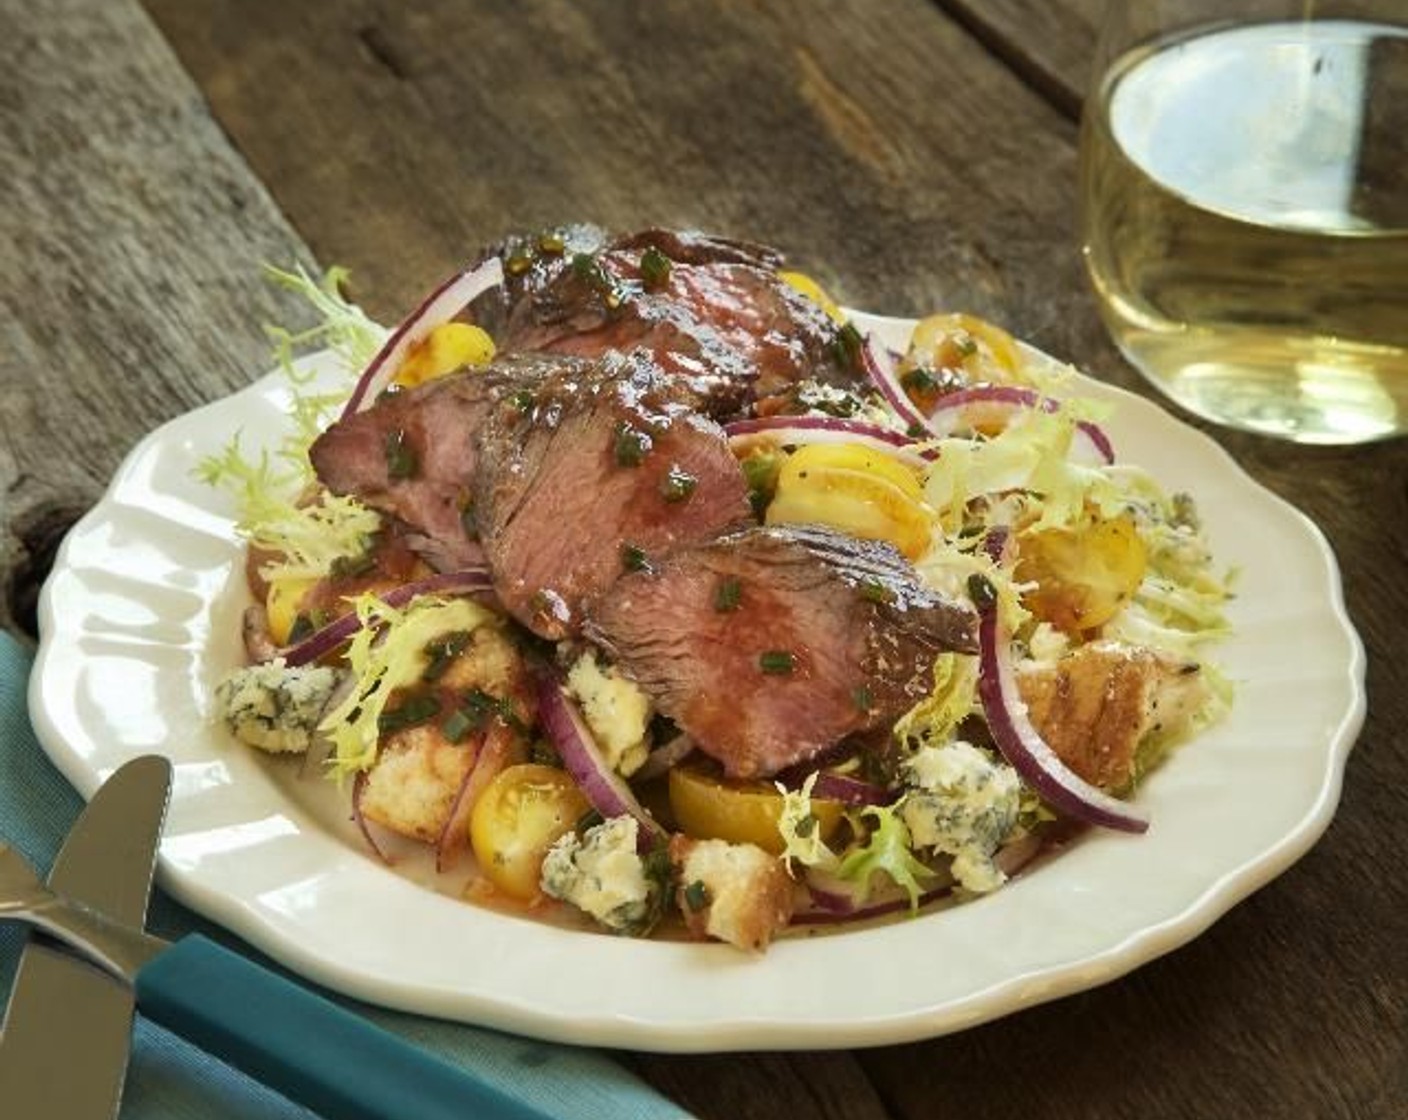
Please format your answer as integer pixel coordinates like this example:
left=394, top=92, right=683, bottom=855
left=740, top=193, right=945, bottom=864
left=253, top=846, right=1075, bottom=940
left=725, top=415, right=933, bottom=466
left=283, top=567, right=494, bottom=667
left=925, top=385, right=1115, bottom=464
left=351, top=771, right=391, bottom=864
left=434, top=722, right=522, bottom=872
left=340, top=257, right=504, bottom=418
left=432, top=729, right=487, bottom=872
left=861, top=334, right=928, bottom=432
left=536, top=675, right=665, bottom=848
left=971, top=573, right=1149, bottom=833
left=794, top=871, right=953, bottom=923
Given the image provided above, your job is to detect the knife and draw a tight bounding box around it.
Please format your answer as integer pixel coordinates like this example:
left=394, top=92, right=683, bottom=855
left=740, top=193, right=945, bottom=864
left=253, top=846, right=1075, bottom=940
left=0, top=756, right=556, bottom=1120
left=0, top=753, right=168, bottom=1118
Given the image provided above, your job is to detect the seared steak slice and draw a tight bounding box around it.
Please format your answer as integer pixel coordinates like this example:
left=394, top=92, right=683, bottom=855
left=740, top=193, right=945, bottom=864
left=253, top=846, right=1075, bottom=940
left=308, top=354, right=571, bottom=569
left=468, top=226, right=864, bottom=418
left=585, top=524, right=979, bottom=779
left=475, top=349, right=754, bottom=640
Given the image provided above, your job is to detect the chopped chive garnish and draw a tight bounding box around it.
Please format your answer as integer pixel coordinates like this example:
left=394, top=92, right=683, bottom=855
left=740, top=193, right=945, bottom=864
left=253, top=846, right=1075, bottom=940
left=683, top=879, right=711, bottom=912
left=529, top=738, right=562, bottom=766
left=439, top=709, right=475, bottom=743
left=378, top=694, right=441, bottom=735
left=329, top=548, right=376, bottom=580
left=621, top=543, right=650, bottom=572
left=422, top=630, right=471, bottom=681
left=640, top=246, right=672, bottom=291
left=660, top=464, right=697, bottom=503
left=859, top=578, right=894, bottom=604
left=614, top=423, right=652, bottom=467
left=286, top=613, right=315, bottom=644
left=901, top=367, right=939, bottom=392
left=852, top=685, right=874, bottom=712
left=967, top=573, right=998, bottom=612
left=460, top=501, right=478, bottom=539
left=384, top=429, right=418, bottom=480
left=831, top=321, right=864, bottom=369
left=955, top=334, right=979, bottom=357
left=759, top=650, right=795, bottom=675
left=714, top=577, right=742, bottom=612
left=510, top=388, right=536, bottom=413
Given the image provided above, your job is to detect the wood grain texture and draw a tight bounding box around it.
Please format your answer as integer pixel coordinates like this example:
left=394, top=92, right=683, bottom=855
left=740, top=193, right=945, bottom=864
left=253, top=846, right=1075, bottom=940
left=937, top=0, right=1102, bottom=119
left=4, top=0, right=1404, bottom=1117
left=0, top=0, right=314, bottom=636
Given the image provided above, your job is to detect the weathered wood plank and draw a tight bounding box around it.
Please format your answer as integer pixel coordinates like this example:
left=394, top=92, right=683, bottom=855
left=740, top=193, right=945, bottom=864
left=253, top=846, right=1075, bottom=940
left=0, top=0, right=313, bottom=636
left=140, top=0, right=1090, bottom=359
left=936, top=0, right=1101, bottom=119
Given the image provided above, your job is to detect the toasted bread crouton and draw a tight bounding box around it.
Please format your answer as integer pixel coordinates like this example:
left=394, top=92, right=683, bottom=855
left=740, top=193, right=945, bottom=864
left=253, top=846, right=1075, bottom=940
left=359, top=626, right=526, bottom=842
left=359, top=722, right=478, bottom=842
left=670, top=835, right=794, bottom=952
left=1017, top=640, right=1208, bottom=792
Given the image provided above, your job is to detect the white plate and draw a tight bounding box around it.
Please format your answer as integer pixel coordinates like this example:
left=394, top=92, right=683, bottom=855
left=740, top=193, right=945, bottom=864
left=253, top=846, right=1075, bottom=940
left=31, top=313, right=1366, bottom=1052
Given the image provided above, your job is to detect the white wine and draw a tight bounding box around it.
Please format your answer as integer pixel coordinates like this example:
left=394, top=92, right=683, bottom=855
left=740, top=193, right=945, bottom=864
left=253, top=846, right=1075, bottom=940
left=1081, top=20, right=1408, bottom=443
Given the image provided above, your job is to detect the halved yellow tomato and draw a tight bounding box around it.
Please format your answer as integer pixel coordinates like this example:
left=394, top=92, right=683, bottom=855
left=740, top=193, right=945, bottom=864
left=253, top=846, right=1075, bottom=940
left=264, top=575, right=319, bottom=645
left=1016, top=511, right=1148, bottom=633
left=395, top=322, right=496, bottom=387
left=668, top=762, right=844, bottom=855
left=469, top=764, right=590, bottom=900
left=910, top=312, right=1022, bottom=382
left=765, top=442, right=933, bottom=560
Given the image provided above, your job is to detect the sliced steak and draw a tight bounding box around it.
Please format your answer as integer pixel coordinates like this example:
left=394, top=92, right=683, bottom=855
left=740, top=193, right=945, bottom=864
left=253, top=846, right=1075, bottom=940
left=475, top=349, right=754, bottom=640
left=308, top=354, right=571, bottom=569
left=584, top=524, right=979, bottom=779
left=468, top=225, right=865, bottom=418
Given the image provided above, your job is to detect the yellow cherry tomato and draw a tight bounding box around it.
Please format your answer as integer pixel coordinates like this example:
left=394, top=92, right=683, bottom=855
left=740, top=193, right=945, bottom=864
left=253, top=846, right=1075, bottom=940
left=668, top=762, right=844, bottom=855
left=1016, top=512, right=1148, bottom=633
left=264, top=575, right=319, bottom=645
left=910, top=312, right=1023, bottom=381
left=778, top=270, right=846, bottom=323
left=765, top=442, right=934, bottom=560
left=395, top=322, right=497, bottom=387
left=469, top=764, right=590, bottom=901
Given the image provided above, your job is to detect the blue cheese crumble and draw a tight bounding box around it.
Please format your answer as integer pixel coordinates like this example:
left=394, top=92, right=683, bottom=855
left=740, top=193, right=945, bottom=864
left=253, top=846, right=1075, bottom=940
left=898, top=740, right=1020, bottom=894
left=565, top=650, right=652, bottom=777
left=215, top=659, right=339, bottom=754
left=540, top=816, right=660, bottom=935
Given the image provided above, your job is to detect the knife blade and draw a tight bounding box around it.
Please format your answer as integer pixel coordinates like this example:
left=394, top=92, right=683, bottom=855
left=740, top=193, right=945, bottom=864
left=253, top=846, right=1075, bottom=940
left=3, top=756, right=559, bottom=1120
left=0, top=754, right=169, bottom=1117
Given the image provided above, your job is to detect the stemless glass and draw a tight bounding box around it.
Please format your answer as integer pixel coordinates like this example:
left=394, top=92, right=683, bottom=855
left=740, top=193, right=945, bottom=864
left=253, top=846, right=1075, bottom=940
left=1079, top=1, right=1408, bottom=444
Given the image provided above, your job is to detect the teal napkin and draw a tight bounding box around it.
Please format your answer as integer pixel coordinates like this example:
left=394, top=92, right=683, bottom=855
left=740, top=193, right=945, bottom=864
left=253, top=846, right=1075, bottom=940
left=0, top=632, right=688, bottom=1120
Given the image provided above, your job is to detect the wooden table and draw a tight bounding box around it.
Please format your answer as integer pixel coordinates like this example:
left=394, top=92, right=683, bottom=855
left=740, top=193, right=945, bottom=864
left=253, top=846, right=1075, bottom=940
left=3, top=2, right=1404, bottom=1117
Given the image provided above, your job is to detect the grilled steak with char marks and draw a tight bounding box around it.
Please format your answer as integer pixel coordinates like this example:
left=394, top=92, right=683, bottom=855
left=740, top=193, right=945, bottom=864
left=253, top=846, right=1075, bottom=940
left=585, top=524, right=978, bottom=779
left=469, top=225, right=864, bottom=418
left=308, top=354, right=569, bottom=570
left=475, top=349, right=753, bottom=640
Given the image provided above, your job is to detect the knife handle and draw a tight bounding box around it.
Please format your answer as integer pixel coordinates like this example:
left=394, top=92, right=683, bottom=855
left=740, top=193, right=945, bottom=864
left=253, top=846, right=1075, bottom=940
left=133, top=934, right=551, bottom=1120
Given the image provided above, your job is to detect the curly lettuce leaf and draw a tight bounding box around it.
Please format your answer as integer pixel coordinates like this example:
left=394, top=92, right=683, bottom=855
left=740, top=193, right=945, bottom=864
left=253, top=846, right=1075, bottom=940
left=320, top=594, right=498, bottom=776
left=773, top=773, right=837, bottom=874
left=892, top=652, right=980, bottom=751
left=833, top=804, right=938, bottom=911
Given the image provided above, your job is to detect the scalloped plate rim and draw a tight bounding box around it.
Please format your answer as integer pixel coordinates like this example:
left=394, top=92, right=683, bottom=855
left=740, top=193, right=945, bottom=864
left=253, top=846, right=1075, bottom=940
left=29, top=312, right=1367, bottom=1052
